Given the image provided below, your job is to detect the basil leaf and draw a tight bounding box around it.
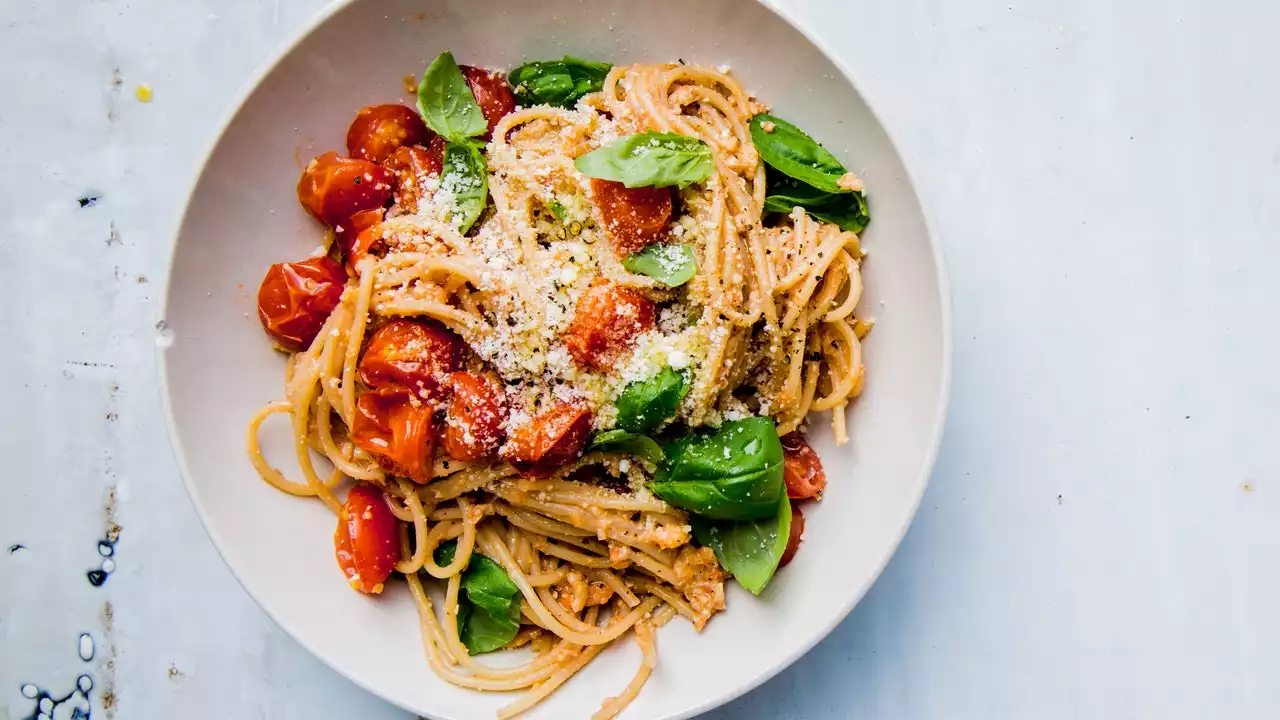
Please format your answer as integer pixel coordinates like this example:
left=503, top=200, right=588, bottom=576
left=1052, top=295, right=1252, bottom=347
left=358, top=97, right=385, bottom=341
left=417, top=51, right=488, bottom=141
left=750, top=114, right=849, bottom=194
left=547, top=198, right=569, bottom=223
left=575, top=132, right=714, bottom=188
left=510, top=56, right=612, bottom=108
left=589, top=429, right=665, bottom=468
left=616, top=367, right=688, bottom=434
left=692, top=493, right=791, bottom=595
left=622, top=243, right=697, bottom=287
left=764, top=176, right=870, bottom=234
left=431, top=541, right=522, bottom=655
left=649, top=417, right=784, bottom=521
left=442, top=140, right=489, bottom=233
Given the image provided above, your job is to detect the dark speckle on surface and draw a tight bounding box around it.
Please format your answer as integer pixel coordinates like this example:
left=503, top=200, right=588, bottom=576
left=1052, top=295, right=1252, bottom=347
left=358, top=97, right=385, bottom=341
left=77, top=194, right=102, bottom=208
left=8, top=543, right=24, bottom=553
left=87, top=569, right=108, bottom=587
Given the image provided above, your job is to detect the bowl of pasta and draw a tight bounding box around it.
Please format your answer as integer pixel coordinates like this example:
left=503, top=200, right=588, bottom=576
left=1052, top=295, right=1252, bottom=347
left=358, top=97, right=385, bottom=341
left=159, top=0, right=950, bottom=717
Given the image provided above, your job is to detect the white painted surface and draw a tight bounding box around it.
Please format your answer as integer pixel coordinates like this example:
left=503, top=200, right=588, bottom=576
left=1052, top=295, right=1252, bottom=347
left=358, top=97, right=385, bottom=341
left=1, top=0, right=1277, bottom=718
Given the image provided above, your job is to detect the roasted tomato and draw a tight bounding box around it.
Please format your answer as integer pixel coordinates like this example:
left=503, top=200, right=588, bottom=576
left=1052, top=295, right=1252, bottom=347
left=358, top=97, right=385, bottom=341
left=460, top=65, right=516, bottom=137
left=346, top=104, right=432, bottom=163
left=780, top=432, right=827, bottom=499
left=779, top=501, right=805, bottom=568
left=381, top=139, right=446, bottom=214
left=336, top=207, right=385, bottom=264
left=499, top=402, right=593, bottom=476
left=563, top=279, right=656, bottom=371
left=359, top=319, right=467, bottom=399
left=351, top=387, right=436, bottom=482
left=335, top=484, right=400, bottom=594
left=442, top=372, right=507, bottom=461
left=297, top=151, right=395, bottom=228
left=590, top=179, right=673, bottom=257
left=256, top=256, right=347, bottom=352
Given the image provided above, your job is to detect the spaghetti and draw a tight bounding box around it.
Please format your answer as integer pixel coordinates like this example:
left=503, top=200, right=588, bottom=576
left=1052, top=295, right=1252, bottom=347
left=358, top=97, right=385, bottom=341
left=248, top=57, right=871, bottom=718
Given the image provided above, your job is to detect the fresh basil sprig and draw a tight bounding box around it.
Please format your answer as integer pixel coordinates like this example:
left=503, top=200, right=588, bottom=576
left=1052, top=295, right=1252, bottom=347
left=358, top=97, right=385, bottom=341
left=616, top=367, right=688, bottom=434
left=692, top=493, right=791, bottom=595
left=763, top=176, right=870, bottom=234
left=589, top=429, right=665, bottom=468
left=622, top=243, right=697, bottom=287
left=417, top=51, right=488, bottom=141
left=434, top=541, right=522, bottom=654
left=510, top=56, right=612, bottom=108
left=441, top=140, right=488, bottom=233
left=648, top=417, right=784, bottom=521
left=576, top=132, right=714, bottom=189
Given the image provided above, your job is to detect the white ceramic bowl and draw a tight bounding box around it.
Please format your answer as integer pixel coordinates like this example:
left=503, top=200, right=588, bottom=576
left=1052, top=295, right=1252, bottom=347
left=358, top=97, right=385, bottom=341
left=160, top=0, right=950, bottom=717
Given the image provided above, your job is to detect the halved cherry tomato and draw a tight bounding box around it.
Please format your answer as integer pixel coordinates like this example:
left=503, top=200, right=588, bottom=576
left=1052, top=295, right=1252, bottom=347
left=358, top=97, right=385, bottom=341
left=381, top=139, right=446, bottom=214
left=297, top=151, right=395, bottom=228
left=460, top=65, right=516, bottom=137
left=351, top=387, right=436, bottom=482
left=346, top=104, right=432, bottom=163
left=563, top=279, right=656, bottom=371
left=499, top=402, right=594, bottom=476
left=780, top=432, right=827, bottom=499
left=256, top=256, right=347, bottom=352
left=359, top=319, right=467, bottom=400
left=589, top=179, right=673, bottom=257
left=442, top=372, right=507, bottom=461
left=779, top=501, right=805, bottom=568
left=334, top=484, right=400, bottom=594
left=336, top=207, right=385, bottom=263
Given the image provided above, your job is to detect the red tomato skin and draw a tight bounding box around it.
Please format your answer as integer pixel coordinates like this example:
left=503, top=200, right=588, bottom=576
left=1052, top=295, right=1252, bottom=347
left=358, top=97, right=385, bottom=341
left=778, top=501, right=805, bottom=568
left=499, top=403, right=594, bottom=476
left=780, top=432, right=827, bottom=499
left=563, top=279, right=656, bottom=372
left=256, top=256, right=347, bottom=352
left=589, top=179, right=673, bottom=257
left=336, top=207, right=385, bottom=265
left=358, top=319, right=467, bottom=400
left=442, top=372, right=507, bottom=461
left=351, top=387, right=437, bottom=482
left=381, top=139, right=446, bottom=214
left=297, top=151, right=395, bottom=228
left=334, top=484, right=400, bottom=594
left=460, top=65, right=516, bottom=137
left=346, top=104, right=431, bottom=163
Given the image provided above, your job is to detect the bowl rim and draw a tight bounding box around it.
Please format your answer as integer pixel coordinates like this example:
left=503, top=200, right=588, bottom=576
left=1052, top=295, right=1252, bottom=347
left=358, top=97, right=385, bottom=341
left=156, top=0, right=953, bottom=717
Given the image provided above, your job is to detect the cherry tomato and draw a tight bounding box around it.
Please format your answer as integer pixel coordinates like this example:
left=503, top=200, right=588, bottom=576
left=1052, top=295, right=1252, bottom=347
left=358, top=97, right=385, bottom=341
left=778, top=501, right=805, bottom=568
left=256, top=256, right=347, bottom=352
left=442, top=372, right=507, bottom=461
left=563, top=279, right=656, bottom=371
left=334, top=484, right=400, bottom=594
left=460, top=65, right=516, bottom=137
left=346, top=104, right=432, bottom=164
left=381, top=139, right=446, bottom=214
left=297, top=151, right=394, bottom=228
left=499, top=402, right=594, bottom=476
left=359, top=319, right=467, bottom=399
left=351, top=386, right=437, bottom=482
left=780, top=432, right=827, bottom=499
left=590, top=179, right=673, bottom=257
left=336, top=207, right=385, bottom=264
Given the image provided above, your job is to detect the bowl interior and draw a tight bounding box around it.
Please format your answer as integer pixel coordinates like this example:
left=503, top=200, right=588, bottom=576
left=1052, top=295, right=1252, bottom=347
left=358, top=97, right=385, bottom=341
left=161, top=0, right=948, bottom=717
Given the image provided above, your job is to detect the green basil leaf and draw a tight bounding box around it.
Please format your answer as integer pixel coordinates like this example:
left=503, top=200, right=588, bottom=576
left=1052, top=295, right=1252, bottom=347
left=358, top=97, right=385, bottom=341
left=430, top=541, right=522, bottom=655
left=648, top=417, right=784, bottom=521
left=616, top=367, right=688, bottom=434
left=442, top=140, right=489, bottom=233
left=510, top=56, right=612, bottom=108
left=589, top=430, right=665, bottom=468
left=547, top=198, right=569, bottom=223
left=622, top=243, right=697, bottom=287
left=692, top=492, right=791, bottom=595
left=417, top=51, right=488, bottom=141
left=750, top=114, right=850, bottom=194
left=764, top=176, right=870, bottom=234
left=575, top=132, right=713, bottom=188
